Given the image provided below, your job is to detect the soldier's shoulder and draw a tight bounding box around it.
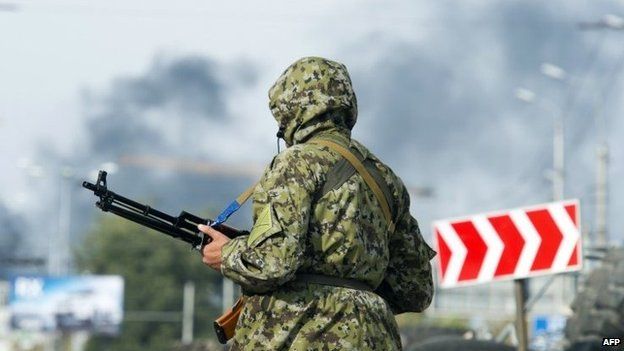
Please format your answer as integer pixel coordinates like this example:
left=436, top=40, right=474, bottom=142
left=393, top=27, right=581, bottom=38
left=272, top=143, right=335, bottom=167
left=351, top=140, right=402, bottom=181
left=260, top=147, right=316, bottom=188
left=351, top=139, right=410, bottom=203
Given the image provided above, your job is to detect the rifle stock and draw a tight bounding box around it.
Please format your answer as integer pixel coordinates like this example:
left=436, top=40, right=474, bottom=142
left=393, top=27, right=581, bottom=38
left=214, top=296, right=247, bottom=344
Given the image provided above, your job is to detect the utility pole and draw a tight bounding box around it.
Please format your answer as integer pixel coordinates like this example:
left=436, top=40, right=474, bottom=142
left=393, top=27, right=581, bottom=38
left=182, top=281, right=195, bottom=345
left=514, top=88, right=565, bottom=202
left=537, top=63, right=567, bottom=202
left=595, top=144, right=609, bottom=245
left=541, top=63, right=568, bottom=309
left=577, top=14, right=622, bottom=247
left=552, top=99, right=565, bottom=202
left=55, top=168, right=74, bottom=276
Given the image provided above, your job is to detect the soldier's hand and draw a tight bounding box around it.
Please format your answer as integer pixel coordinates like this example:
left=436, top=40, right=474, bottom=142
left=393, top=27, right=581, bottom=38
left=198, top=224, right=230, bottom=272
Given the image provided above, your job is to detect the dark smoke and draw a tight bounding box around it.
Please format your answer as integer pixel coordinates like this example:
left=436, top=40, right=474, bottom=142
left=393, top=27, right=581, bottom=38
left=0, top=203, right=31, bottom=277
left=84, top=56, right=230, bottom=159
left=60, top=55, right=258, bottom=253
left=349, top=1, right=624, bottom=243
left=0, top=204, right=22, bottom=256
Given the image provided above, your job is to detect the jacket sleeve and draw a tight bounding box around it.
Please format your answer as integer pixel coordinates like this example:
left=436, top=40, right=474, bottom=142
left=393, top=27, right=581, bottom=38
left=375, top=190, right=437, bottom=314
left=220, top=147, right=318, bottom=294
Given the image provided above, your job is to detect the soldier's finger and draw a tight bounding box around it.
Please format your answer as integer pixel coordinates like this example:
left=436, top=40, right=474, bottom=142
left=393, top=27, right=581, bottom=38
left=198, top=224, right=224, bottom=239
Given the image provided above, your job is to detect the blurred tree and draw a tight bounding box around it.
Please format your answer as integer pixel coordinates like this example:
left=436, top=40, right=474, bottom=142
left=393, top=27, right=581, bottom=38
left=75, top=215, right=223, bottom=351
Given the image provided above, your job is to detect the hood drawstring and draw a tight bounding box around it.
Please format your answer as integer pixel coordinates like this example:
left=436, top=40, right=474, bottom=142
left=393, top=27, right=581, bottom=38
left=276, top=126, right=285, bottom=154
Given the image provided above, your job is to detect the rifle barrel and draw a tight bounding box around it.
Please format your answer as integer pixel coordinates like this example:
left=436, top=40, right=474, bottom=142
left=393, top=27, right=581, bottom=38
left=82, top=172, right=249, bottom=250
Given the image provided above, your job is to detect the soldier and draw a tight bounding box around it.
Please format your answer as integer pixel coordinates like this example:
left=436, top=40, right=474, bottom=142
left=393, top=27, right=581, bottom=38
left=199, top=57, right=436, bottom=350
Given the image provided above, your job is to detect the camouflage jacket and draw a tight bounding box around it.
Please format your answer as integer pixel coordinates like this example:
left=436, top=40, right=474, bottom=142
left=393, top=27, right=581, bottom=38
left=220, top=57, right=435, bottom=350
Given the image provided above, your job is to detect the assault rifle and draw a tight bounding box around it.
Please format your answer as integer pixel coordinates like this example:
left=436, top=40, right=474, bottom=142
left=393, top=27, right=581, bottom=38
left=83, top=170, right=247, bottom=343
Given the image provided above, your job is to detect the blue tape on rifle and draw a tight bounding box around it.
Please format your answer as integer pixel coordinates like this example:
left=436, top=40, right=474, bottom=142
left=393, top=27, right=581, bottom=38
left=212, top=201, right=241, bottom=226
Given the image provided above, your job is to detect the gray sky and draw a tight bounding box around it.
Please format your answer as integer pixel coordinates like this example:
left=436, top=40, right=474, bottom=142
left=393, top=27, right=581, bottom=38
left=1, top=0, right=623, bottom=258
left=1, top=0, right=415, bottom=204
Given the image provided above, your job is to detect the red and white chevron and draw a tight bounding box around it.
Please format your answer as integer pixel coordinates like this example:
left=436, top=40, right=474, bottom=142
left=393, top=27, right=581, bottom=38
left=433, top=200, right=582, bottom=288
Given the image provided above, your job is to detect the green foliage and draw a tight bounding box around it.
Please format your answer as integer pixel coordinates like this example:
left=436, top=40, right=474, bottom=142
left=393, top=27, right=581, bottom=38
left=426, top=316, right=469, bottom=330
left=75, top=215, right=223, bottom=351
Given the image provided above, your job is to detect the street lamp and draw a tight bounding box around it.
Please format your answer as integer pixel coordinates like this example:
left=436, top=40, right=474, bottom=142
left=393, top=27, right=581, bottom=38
left=514, top=88, right=536, bottom=103
left=17, top=160, right=118, bottom=276
left=515, top=85, right=571, bottom=314
left=539, top=63, right=567, bottom=204
left=602, top=14, right=624, bottom=29
left=540, top=63, right=567, bottom=81
left=514, top=87, right=564, bottom=201
left=579, top=13, right=624, bottom=30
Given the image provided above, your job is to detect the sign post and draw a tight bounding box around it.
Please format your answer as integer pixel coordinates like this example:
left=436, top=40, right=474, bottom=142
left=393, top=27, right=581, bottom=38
left=514, top=279, right=528, bottom=351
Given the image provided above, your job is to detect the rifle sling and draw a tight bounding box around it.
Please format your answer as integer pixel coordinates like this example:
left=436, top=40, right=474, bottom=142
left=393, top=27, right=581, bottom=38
left=310, top=139, right=396, bottom=233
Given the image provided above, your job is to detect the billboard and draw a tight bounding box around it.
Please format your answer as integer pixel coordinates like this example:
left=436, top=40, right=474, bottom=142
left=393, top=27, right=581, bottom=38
left=8, top=275, right=123, bottom=334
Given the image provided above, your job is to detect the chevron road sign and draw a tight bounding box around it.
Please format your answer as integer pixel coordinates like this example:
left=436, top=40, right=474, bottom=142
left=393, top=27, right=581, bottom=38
left=433, top=200, right=582, bottom=288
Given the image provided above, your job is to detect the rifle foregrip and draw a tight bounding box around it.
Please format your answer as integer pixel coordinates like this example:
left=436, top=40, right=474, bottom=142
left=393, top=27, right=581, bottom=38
left=213, top=223, right=250, bottom=238
left=213, top=296, right=247, bottom=344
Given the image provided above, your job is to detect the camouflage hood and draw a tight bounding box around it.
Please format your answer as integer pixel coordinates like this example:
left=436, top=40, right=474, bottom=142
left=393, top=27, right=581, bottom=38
left=268, top=57, right=358, bottom=145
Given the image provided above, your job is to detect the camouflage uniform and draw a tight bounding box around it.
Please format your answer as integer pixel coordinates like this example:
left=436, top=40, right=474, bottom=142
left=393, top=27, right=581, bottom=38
left=221, top=57, right=436, bottom=350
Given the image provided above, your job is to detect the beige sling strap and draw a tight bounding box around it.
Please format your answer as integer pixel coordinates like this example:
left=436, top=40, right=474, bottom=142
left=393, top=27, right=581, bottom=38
left=236, top=183, right=257, bottom=204
left=310, top=139, right=396, bottom=233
